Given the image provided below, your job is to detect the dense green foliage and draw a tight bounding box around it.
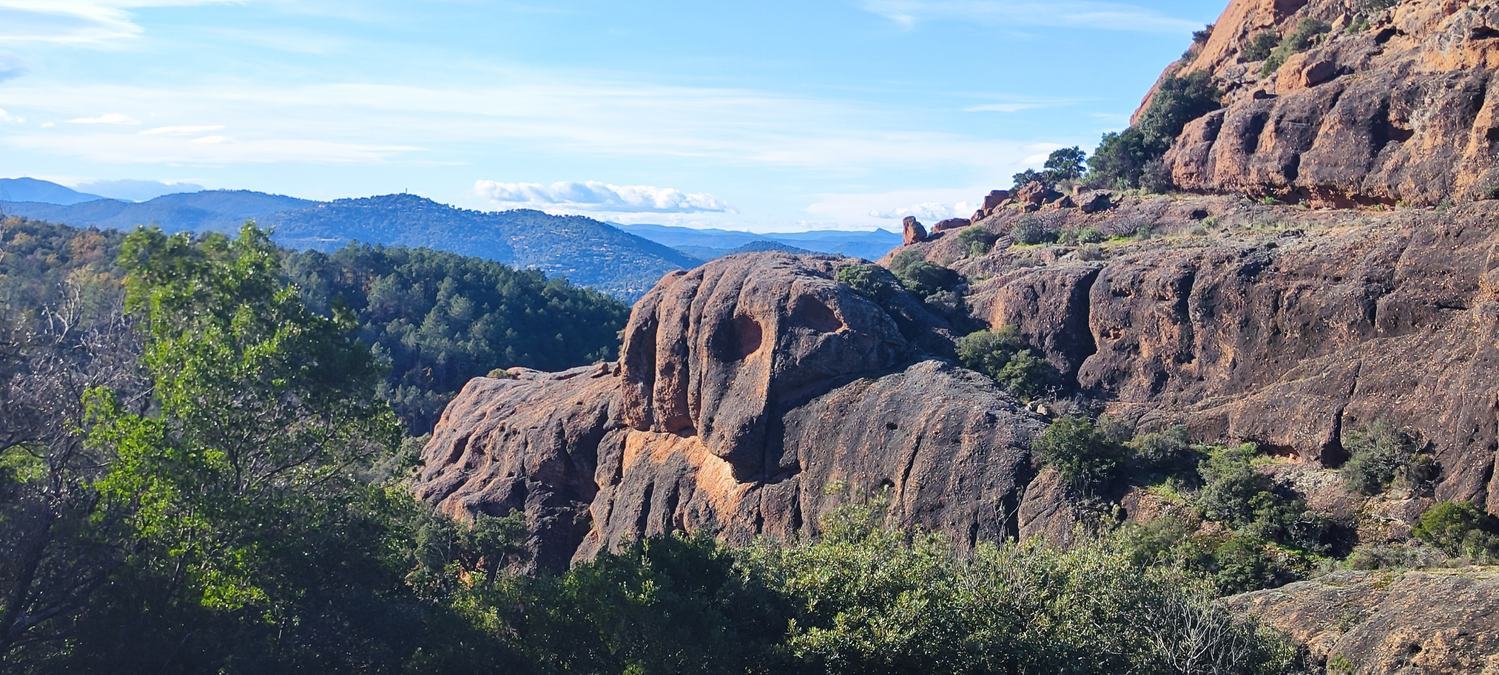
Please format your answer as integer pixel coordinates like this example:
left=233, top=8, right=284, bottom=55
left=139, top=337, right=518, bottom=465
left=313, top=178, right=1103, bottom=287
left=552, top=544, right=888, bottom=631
left=1010, top=215, right=1052, bottom=245
left=1088, top=72, right=1221, bottom=189
left=835, top=263, right=903, bottom=301
left=956, top=327, right=1060, bottom=401
left=1242, top=31, right=1280, bottom=62
left=1032, top=416, right=1127, bottom=492
left=287, top=245, right=627, bottom=431
left=1411, top=501, right=1499, bottom=561
left=1010, top=147, right=1087, bottom=191
left=1340, top=421, right=1425, bottom=496
left=955, top=226, right=1000, bottom=256
left=886, top=252, right=960, bottom=298
left=0, top=219, right=627, bottom=433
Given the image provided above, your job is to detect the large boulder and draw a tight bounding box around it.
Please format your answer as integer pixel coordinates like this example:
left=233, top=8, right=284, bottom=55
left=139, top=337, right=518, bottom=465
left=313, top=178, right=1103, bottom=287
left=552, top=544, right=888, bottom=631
left=902, top=216, right=929, bottom=245
left=418, top=253, right=1045, bottom=569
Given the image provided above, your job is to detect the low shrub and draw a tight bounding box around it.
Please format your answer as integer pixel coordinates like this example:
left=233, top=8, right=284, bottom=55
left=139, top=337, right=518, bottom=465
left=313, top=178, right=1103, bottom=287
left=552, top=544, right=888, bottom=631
left=893, top=260, right=960, bottom=297
left=1261, top=19, right=1330, bottom=75
left=955, top=226, right=1000, bottom=256
left=956, top=327, right=1060, bottom=400
left=1411, top=500, right=1499, bottom=560
left=1010, top=216, right=1052, bottom=245
left=1242, top=31, right=1279, bottom=61
left=1130, top=425, right=1195, bottom=472
left=1340, top=420, right=1421, bottom=495
left=835, top=264, right=902, bottom=300
left=1032, top=416, right=1128, bottom=492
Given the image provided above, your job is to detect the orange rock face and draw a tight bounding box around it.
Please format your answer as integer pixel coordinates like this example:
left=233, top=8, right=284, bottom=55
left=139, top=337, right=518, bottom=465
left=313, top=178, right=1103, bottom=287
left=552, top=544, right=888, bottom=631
left=1145, top=0, right=1499, bottom=205
left=417, top=254, right=1044, bottom=570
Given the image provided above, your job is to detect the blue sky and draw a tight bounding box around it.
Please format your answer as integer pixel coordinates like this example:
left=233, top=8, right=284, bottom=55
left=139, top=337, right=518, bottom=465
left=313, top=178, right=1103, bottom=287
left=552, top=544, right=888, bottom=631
left=0, top=0, right=1216, bottom=232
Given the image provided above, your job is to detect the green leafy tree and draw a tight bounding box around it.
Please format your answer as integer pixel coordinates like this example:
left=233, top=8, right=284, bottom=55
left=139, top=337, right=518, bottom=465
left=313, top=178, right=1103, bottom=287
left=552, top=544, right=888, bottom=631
left=1412, top=501, right=1499, bottom=560
left=68, top=224, right=508, bottom=672
left=1043, top=146, right=1087, bottom=183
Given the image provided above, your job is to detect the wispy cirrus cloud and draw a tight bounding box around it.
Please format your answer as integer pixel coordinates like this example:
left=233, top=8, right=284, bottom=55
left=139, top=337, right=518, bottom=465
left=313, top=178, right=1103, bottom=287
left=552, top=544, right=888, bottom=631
left=860, top=0, right=1201, bottom=34
left=0, top=0, right=240, bottom=45
left=962, top=95, right=1085, bottom=114
left=140, top=124, right=224, bottom=135
left=0, top=77, right=1046, bottom=173
left=475, top=180, right=731, bottom=214
left=67, top=112, right=138, bottom=125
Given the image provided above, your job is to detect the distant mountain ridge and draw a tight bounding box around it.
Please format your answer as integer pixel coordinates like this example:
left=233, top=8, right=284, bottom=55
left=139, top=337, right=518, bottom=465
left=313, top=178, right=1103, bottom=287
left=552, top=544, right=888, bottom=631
left=0, top=178, right=103, bottom=205
left=1, top=178, right=903, bottom=299
left=271, top=194, right=698, bottom=298
left=618, top=222, right=900, bottom=261
left=1, top=186, right=697, bottom=299
left=1, top=190, right=314, bottom=235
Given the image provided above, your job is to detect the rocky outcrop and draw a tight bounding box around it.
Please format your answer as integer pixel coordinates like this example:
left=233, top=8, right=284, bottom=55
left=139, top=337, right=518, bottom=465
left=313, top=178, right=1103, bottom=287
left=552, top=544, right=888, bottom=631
left=931, top=217, right=971, bottom=233
left=1225, top=568, right=1499, bottom=672
left=417, top=253, right=1045, bottom=569
left=902, top=216, right=928, bottom=245
left=1152, top=0, right=1499, bottom=205
left=926, top=197, right=1499, bottom=512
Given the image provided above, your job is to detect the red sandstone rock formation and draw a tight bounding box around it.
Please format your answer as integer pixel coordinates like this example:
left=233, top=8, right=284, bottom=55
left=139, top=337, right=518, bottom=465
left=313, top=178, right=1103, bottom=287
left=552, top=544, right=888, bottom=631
left=1147, top=0, right=1499, bottom=205
left=901, top=216, right=928, bottom=245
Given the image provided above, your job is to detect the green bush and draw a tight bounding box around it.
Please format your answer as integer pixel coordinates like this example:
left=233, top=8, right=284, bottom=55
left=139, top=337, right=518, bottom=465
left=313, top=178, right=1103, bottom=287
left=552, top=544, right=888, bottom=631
left=1010, top=216, right=1052, bottom=245
left=1086, top=72, right=1219, bottom=190
left=1261, top=19, right=1330, bottom=75
left=1137, top=72, right=1222, bottom=144
left=1340, top=420, right=1421, bottom=495
left=1088, top=128, right=1164, bottom=189
left=1032, top=416, right=1128, bottom=491
left=835, top=264, right=902, bottom=300
left=956, top=327, right=1060, bottom=400
left=1130, top=425, right=1195, bottom=472
left=1196, top=444, right=1269, bottom=528
left=736, top=504, right=1300, bottom=674
left=1411, top=501, right=1499, bottom=560
left=1242, top=31, right=1279, bottom=61
left=955, top=226, right=1000, bottom=256
left=893, top=260, right=960, bottom=297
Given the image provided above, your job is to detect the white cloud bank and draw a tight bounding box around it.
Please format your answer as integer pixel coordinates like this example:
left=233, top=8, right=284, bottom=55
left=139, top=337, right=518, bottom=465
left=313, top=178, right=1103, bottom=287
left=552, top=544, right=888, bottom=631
left=869, top=201, right=974, bottom=221
left=475, top=180, right=730, bottom=214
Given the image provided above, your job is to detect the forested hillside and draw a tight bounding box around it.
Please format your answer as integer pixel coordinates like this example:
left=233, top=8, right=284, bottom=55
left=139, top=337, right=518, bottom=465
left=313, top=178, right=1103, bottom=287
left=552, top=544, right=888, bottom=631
left=2, top=192, right=700, bottom=299
left=0, top=217, right=627, bottom=432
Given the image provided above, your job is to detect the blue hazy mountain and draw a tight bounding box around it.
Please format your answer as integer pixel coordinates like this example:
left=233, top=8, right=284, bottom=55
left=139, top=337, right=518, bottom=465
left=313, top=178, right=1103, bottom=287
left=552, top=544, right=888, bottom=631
left=3, top=181, right=894, bottom=298
left=0, top=178, right=103, bottom=205
left=76, top=179, right=207, bottom=202
left=267, top=194, right=698, bottom=298
left=618, top=222, right=901, bottom=261
left=1, top=190, right=314, bottom=234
